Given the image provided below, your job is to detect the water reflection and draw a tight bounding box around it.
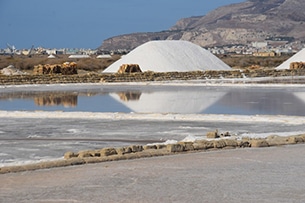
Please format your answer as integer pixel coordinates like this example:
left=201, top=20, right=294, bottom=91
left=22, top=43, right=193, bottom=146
left=1, top=86, right=305, bottom=116
left=34, top=93, right=78, bottom=107
left=117, top=92, right=142, bottom=101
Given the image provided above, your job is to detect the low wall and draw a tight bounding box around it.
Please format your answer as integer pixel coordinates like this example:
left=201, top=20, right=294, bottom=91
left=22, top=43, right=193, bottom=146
left=1, top=69, right=305, bottom=85
left=1, top=134, right=304, bottom=174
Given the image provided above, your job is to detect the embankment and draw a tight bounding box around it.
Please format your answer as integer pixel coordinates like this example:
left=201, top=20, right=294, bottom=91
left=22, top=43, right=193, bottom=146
left=1, top=69, right=305, bottom=85
left=1, top=134, right=304, bottom=174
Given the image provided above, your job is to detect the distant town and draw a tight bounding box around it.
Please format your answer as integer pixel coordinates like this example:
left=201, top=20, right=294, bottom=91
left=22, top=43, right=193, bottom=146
left=1, top=40, right=305, bottom=57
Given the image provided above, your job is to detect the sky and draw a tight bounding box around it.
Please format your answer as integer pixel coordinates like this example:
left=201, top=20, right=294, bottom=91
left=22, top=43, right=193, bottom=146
left=0, top=0, right=245, bottom=49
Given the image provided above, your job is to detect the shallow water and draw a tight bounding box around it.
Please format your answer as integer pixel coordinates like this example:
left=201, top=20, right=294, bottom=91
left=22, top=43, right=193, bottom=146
left=1, top=83, right=305, bottom=116
left=1, top=82, right=305, bottom=166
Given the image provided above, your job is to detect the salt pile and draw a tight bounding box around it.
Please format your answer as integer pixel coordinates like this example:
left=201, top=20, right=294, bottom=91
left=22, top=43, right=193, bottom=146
left=276, top=48, right=305, bottom=69
left=0, top=65, right=27, bottom=75
left=103, top=40, right=231, bottom=73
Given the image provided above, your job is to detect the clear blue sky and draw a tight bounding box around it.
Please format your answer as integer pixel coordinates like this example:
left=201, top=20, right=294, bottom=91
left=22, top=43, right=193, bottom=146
left=0, top=0, right=244, bottom=49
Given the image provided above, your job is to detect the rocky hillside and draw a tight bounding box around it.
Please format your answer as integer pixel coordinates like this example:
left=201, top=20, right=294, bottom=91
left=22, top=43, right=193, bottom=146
left=99, top=0, right=305, bottom=51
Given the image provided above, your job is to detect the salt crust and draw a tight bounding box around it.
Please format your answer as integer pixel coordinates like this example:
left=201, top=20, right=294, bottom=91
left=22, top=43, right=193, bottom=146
left=103, top=40, right=231, bottom=73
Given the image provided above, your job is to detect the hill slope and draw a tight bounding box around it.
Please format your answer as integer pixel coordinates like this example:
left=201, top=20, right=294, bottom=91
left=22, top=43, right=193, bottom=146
left=100, top=0, right=305, bottom=51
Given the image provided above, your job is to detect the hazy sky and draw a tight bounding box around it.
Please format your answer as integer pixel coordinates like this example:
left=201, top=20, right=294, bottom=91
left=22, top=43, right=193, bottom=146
left=0, top=0, right=244, bottom=49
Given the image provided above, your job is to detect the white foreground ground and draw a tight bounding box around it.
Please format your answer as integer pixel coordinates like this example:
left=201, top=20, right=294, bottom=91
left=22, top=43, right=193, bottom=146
left=1, top=144, right=305, bottom=203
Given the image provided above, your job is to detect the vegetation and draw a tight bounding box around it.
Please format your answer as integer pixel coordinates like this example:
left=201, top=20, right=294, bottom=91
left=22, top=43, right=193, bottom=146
left=0, top=54, right=121, bottom=74
left=218, top=54, right=292, bottom=69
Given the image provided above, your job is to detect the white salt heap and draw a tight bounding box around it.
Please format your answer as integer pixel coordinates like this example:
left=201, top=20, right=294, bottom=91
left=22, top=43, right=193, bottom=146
left=276, top=48, right=305, bottom=69
left=0, top=65, right=27, bottom=75
left=103, top=40, right=231, bottom=73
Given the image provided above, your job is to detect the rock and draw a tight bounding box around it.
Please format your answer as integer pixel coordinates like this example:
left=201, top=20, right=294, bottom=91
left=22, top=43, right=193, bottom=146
left=238, top=140, right=250, bottom=148
left=250, top=139, right=269, bottom=148
left=77, top=150, right=93, bottom=158
left=116, top=146, right=132, bottom=155
left=178, top=142, right=195, bottom=151
left=193, top=140, right=214, bottom=150
left=156, top=144, right=167, bottom=149
left=220, top=132, right=231, bottom=137
left=287, top=136, right=304, bottom=144
left=167, top=144, right=184, bottom=153
left=64, top=151, right=77, bottom=159
left=213, top=140, right=227, bottom=148
left=129, top=145, right=144, bottom=153
left=206, top=130, right=219, bottom=139
left=266, top=135, right=288, bottom=146
left=143, top=145, right=157, bottom=150
left=224, top=139, right=238, bottom=148
left=100, top=148, right=118, bottom=156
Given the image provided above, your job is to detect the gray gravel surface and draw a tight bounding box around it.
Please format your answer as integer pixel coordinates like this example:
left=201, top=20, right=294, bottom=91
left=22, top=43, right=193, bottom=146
left=1, top=144, right=305, bottom=203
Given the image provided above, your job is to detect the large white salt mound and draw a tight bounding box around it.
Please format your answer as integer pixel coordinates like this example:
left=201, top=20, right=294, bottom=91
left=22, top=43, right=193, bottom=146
left=276, top=48, right=305, bottom=70
left=103, top=40, right=231, bottom=73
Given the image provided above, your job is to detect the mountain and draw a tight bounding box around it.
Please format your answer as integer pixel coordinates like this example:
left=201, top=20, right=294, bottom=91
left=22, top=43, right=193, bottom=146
left=99, top=0, right=305, bottom=51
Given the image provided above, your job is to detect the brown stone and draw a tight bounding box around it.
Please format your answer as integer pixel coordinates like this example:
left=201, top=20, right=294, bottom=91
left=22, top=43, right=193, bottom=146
left=250, top=139, right=269, bottom=148
left=100, top=148, right=118, bottom=156
left=224, top=139, right=238, bottom=148
left=64, top=151, right=77, bottom=159
left=167, top=144, right=184, bottom=153
left=178, top=142, right=195, bottom=151
left=213, top=140, right=227, bottom=148
left=143, top=145, right=157, bottom=150
left=193, top=140, right=214, bottom=150
left=206, top=130, right=219, bottom=139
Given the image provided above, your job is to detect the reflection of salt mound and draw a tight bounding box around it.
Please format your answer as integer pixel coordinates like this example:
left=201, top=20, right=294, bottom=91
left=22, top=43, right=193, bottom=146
left=103, top=40, right=231, bottom=73
left=110, top=91, right=226, bottom=114
left=276, top=48, right=305, bottom=69
left=293, top=92, right=305, bottom=103
left=1, top=65, right=27, bottom=75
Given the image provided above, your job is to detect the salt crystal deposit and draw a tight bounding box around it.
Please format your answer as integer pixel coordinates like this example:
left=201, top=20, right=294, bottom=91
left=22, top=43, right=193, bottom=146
left=103, top=40, right=231, bottom=73
left=276, top=48, right=305, bottom=69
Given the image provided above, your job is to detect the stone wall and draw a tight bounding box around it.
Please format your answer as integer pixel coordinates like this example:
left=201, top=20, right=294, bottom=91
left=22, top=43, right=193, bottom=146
left=1, top=134, right=305, bottom=174
left=1, top=69, right=305, bottom=85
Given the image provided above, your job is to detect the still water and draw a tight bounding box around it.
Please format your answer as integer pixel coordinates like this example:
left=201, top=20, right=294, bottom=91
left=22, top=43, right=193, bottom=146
left=1, top=84, right=305, bottom=116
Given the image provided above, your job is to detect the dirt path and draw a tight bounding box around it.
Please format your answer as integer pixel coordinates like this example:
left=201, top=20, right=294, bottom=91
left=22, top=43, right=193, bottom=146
left=1, top=145, right=305, bottom=203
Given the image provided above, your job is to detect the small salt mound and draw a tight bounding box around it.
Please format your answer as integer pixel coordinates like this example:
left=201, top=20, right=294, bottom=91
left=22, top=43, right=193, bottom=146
left=276, top=48, right=305, bottom=69
left=0, top=65, right=27, bottom=75
left=103, top=40, right=231, bottom=73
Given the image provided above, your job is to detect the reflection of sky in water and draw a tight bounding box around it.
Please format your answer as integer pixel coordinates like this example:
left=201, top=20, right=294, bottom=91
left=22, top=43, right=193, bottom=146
left=1, top=85, right=305, bottom=116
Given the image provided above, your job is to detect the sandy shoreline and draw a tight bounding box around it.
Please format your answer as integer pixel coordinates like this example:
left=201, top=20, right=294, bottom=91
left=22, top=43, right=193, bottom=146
left=1, top=144, right=305, bottom=202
